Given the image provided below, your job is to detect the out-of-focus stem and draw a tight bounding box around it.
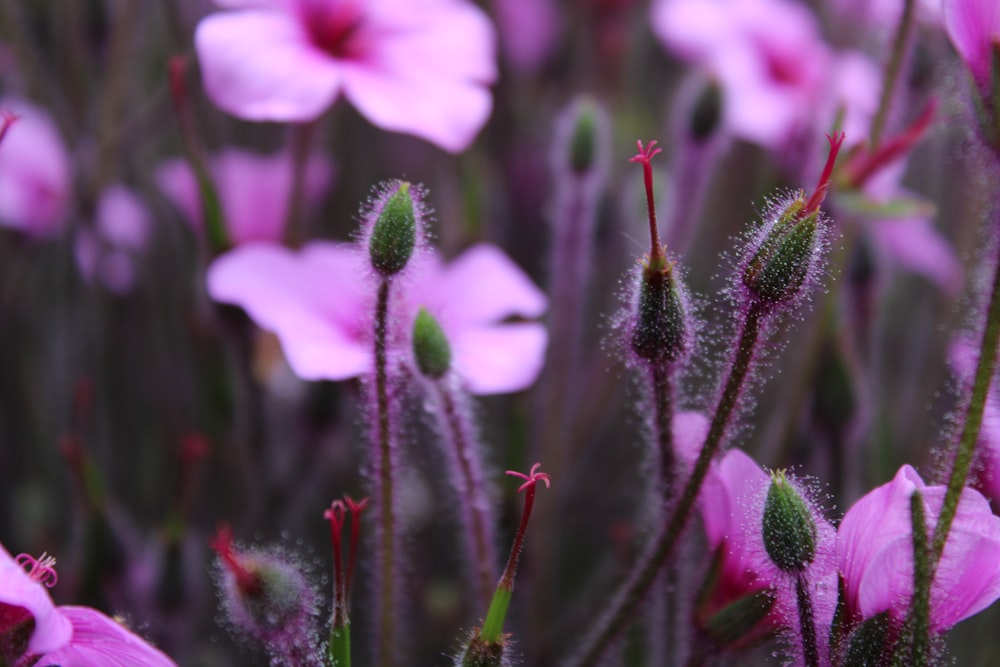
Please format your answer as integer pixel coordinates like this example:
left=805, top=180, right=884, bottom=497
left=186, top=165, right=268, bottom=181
left=436, top=381, right=496, bottom=611
left=568, top=302, right=763, bottom=666
left=870, top=0, right=916, bottom=147
left=283, top=120, right=317, bottom=248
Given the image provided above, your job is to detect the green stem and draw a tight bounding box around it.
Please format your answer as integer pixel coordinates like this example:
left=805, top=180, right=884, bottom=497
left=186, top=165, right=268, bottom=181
left=931, top=249, right=1000, bottom=565
left=373, top=279, right=395, bottom=667
left=327, top=622, right=351, bottom=667
left=910, top=490, right=931, bottom=667
left=870, top=0, right=916, bottom=148
left=569, top=303, right=764, bottom=667
left=795, top=576, right=819, bottom=667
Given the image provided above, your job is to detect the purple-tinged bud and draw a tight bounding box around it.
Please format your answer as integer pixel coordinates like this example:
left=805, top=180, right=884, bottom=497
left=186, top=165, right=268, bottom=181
left=368, top=181, right=418, bottom=277
left=842, top=611, right=891, bottom=667
left=412, top=308, right=452, bottom=379
left=210, top=524, right=320, bottom=663
left=688, top=80, right=723, bottom=144
left=762, top=471, right=817, bottom=574
left=567, top=99, right=600, bottom=175
left=698, top=587, right=776, bottom=650
left=741, top=133, right=844, bottom=307
left=631, top=259, right=688, bottom=363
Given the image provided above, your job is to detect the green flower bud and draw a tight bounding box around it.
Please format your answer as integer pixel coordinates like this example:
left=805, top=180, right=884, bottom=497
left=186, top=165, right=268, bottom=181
left=762, top=470, right=817, bottom=573
left=690, top=80, right=723, bottom=143
left=631, top=261, right=687, bottom=363
left=843, top=611, right=890, bottom=667
left=369, top=181, right=416, bottom=277
left=412, top=308, right=451, bottom=379
left=742, top=198, right=819, bottom=305
left=701, top=588, right=776, bottom=649
left=569, top=100, right=599, bottom=174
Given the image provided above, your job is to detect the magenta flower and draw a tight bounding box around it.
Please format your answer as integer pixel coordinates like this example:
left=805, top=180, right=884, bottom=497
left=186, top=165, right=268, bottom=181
left=155, top=148, right=332, bottom=245
left=491, top=0, right=560, bottom=74
left=0, top=97, right=70, bottom=237
left=837, top=465, right=1000, bottom=631
left=943, top=0, right=1000, bottom=90
left=74, top=184, right=153, bottom=294
left=651, top=0, right=878, bottom=149
left=206, top=241, right=547, bottom=394
left=0, top=546, right=176, bottom=666
left=194, top=0, right=498, bottom=152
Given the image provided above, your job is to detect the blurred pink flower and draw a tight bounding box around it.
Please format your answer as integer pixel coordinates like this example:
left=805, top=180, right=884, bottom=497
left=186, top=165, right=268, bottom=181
left=0, top=546, right=175, bottom=666
left=837, top=465, right=1000, bottom=631
left=194, top=0, right=497, bottom=152
left=651, top=0, right=878, bottom=149
left=943, top=0, right=1000, bottom=89
left=0, top=97, right=70, bottom=237
left=207, top=241, right=547, bottom=394
left=156, top=148, right=332, bottom=245
left=834, top=0, right=941, bottom=29
left=74, top=184, right=153, bottom=294
left=491, top=0, right=560, bottom=74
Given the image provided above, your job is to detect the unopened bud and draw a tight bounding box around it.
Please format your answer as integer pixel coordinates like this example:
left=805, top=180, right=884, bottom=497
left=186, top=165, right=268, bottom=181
left=568, top=101, right=599, bottom=174
left=413, top=308, right=451, bottom=379
left=700, top=588, right=776, bottom=649
left=631, top=262, right=687, bottom=363
left=369, top=181, right=417, bottom=277
left=762, top=471, right=817, bottom=573
left=689, top=80, right=723, bottom=143
left=742, top=198, right=818, bottom=305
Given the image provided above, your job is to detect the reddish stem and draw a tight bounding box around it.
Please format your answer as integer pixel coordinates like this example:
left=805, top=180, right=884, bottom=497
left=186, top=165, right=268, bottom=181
left=210, top=524, right=261, bottom=596
left=500, top=464, right=551, bottom=591
left=630, top=140, right=665, bottom=263
left=803, top=132, right=846, bottom=216
left=324, top=500, right=348, bottom=617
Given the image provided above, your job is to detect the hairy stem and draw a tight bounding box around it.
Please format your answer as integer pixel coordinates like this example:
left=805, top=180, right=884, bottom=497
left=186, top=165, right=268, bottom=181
left=795, top=576, right=819, bottom=667
left=373, top=279, right=396, bottom=666
left=568, top=302, right=764, bottom=666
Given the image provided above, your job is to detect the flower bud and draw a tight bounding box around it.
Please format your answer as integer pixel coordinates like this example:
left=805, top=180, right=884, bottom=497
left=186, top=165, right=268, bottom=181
left=742, top=199, right=819, bottom=306
left=412, top=308, right=452, bottom=379
left=568, top=100, right=600, bottom=175
left=689, top=80, right=722, bottom=144
left=368, top=181, right=417, bottom=277
left=842, top=611, right=890, bottom=667
left=631, top=261, right=687, bottom=363
left=700, top=588, right=776, bottom=649
left=762, top=471, right=817, bottom=573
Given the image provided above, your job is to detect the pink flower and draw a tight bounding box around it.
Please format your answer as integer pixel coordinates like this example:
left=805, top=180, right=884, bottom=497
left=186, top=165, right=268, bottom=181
left=194, top=0, right=498, bottom=152
left=74, top=184, right=153, bottom=294
left=943, top=0, right=1000, bottom=90
left=155, top=148, right=332, bottom=245
left=0, top=546, right=176, bottom=666
left=651, top=0, right=878, bottom=149
left=0, top=98, right=70, bottom=237
left=837, top=465, right=1000, bottom=631
left=491, top=0, right=560, bottom=74
left=206, top=241, right=547, bottom=394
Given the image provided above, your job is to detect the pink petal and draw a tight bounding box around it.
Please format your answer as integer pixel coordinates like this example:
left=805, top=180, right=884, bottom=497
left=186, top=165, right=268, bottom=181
left=96, top=185, right=152, bottom=251
left=451, top=322, right=546, bottom=394
left=699, top=448, right=768, bottom=554
left=871, top=217, right=963, bottom=296
left=154, top=159, right=201, bottom=233
left=424, top=243, right=547, bottom=327
left=207, top=242, right=372, bottom=380
left=0, top=546, right=72, bottom=655
left=0, top=98, right=71, bottom=236
left=39, top=606, right=176, bottom=666
left=943, top=0, right=1000, bottom=85
left=492, top=0, right=561, bottom=73
left=673, top=410, right=709, bottom=472
left=195, top=9, right=343, bottom=121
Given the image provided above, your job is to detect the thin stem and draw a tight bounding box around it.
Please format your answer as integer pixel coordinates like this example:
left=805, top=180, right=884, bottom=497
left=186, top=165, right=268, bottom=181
left=283, top=120, right=317, bottom=248
left=569, top=302, right=764, bottom=667
left=651, top=362, right=675, bottom=494
left=931, top=247, right=1000, bottom=565
left=437, top=381, right=496, bottom=610
left=869, top=0, right=916, bottom=148
left=910, top=490, right=931, bottom=667
left=795, top=576, right=819, bottom=667
left=373, top=278, right=396, bottom=667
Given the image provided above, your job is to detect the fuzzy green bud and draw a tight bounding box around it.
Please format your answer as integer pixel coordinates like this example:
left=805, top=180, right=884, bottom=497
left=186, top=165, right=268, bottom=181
left=743, top=198, right=818, bottom=305
left=413, top=308, right=451, bottom=379
left=843, top=611, right=890, bottom=667
left=569, top=101, right=599, bottom=174
left=701, top=589, right=776, bottom=649
left=631, top=261, right=687, bottom=363
left=762, top=471, right=817, bottom=573
left=369, top=181, right=416, bottom=277
left=689, top=80, right=723, bottom=143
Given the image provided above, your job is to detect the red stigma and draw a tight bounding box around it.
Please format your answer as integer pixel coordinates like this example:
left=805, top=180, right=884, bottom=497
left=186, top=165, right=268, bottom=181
left=803, top=132, right=846, bottom=216
left=506, top=462, right=552, bottom=494
left=210, top=524, right=261, bottom=596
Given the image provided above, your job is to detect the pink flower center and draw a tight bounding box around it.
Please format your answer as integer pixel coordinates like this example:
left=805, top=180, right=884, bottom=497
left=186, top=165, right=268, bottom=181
left=302, top=0, right=366, bottom=59
left=15, top=553, right=58, bottom=588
